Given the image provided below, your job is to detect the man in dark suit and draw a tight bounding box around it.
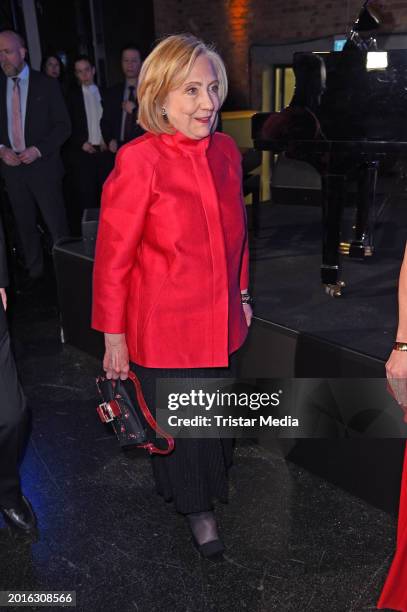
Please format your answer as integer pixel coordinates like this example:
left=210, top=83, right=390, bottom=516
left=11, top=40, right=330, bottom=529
left=0, top=215, right=37, bottom=535
left=101, top=43, right=144, bottom=153
left=0, top=30, right=71, bottom=283
left=66, top=55, right=113, bottom=234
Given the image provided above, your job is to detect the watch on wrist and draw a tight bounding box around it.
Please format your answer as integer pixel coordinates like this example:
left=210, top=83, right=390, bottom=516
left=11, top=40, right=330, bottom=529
left=241, top=292, right=253, bottom=305
left=394, top=342, right=407, bottom=351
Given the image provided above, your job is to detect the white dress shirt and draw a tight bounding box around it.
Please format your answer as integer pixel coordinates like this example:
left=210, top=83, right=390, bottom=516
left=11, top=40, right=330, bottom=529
left=82, top=83, right=103, bottom=146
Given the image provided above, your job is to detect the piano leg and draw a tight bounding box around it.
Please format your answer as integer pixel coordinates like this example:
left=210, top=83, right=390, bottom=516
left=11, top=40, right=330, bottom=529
left=321, top=173, right=346, bottom=296
left=350, top=161, right=378, bottom=258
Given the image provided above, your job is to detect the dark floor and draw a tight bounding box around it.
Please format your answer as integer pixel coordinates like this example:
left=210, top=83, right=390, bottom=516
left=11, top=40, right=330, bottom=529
left=250, top=193, right=407, bottom=361
left=0, top=276, right=400, bottom=611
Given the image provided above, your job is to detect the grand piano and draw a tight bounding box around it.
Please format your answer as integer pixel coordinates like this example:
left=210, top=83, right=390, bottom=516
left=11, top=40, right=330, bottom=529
left=252, top=48, right=407, bottom=296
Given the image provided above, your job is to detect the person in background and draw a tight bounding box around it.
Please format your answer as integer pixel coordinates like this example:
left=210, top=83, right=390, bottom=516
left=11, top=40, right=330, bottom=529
left=0, top=215, right=37, bottom=536
left=65, top=55, right=112, bottom=234
left=40, top=52, right=69, bottom=96
left=41, top=53, right=63, bottom=81
left=0, top=30, right=71, bottom=289
left=92, top=34, right=252, bottom=560
left=100, top=43, right=144, bottom=153
left=377, top=241, right=407, bottom=611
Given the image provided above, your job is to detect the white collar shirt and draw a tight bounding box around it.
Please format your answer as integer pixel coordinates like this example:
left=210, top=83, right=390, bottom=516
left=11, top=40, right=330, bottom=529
left=82, top=83, right=103, bottom=145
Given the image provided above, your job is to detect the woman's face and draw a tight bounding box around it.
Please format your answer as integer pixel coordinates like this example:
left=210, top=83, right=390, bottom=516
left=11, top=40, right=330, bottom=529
left=164, top=54, right=220, bottom=140
left=45, top=57, right=60, bottom=79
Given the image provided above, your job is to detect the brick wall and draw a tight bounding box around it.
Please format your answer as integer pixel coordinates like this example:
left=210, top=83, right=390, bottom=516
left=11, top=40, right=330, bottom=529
left=152, top=0, right=407, bottom=109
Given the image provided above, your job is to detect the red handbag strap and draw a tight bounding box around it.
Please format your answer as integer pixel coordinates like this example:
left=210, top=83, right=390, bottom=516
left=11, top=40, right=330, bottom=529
left=127, top=370, right=175, bottom=455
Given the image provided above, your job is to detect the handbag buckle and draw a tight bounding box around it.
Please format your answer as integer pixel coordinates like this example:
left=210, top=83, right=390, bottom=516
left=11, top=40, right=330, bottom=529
left=97, top=401, right=118, bottom=423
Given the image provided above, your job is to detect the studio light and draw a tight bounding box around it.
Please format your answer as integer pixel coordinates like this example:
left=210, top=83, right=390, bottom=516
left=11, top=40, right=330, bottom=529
left=366, top=51, right=388, bottom=71
left=343, top=1, right=381, bottom=51
left=354, top=1, right=380, bottom=32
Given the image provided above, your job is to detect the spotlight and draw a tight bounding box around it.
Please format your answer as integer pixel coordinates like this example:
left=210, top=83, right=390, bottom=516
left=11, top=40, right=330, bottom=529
left=354, top=1, right=380, bottom=32
left=343, top=1, right=381, bottom=51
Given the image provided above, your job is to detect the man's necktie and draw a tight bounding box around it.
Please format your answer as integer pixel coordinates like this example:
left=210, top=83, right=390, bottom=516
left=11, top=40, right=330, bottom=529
left=123, top=85, right=136, bottom=143
left=11, top=77, right=24, bottom=152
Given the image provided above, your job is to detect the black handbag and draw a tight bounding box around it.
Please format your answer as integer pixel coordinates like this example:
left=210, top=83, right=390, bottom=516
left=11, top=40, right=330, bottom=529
left=96, top=370, right=175, bottom=454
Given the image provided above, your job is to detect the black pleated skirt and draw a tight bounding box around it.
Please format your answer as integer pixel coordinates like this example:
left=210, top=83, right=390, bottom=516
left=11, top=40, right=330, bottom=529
left=130, top=352, right=238, bottom=514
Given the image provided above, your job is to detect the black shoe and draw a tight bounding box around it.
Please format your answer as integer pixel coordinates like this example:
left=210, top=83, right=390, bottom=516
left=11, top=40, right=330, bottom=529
left=186, top=511, right=225, bottom=560
left=191, top=534, right=225, bottom=560
left=0, top=495, right=37, bottom=535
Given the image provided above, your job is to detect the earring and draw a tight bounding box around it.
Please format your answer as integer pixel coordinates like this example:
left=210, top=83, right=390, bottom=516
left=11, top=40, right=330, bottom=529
left=161, top=107, right=167, bottom=116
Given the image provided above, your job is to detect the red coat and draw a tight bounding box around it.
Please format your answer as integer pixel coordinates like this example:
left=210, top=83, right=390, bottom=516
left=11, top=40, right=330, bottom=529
left=92, top=130, right=249, bottom=368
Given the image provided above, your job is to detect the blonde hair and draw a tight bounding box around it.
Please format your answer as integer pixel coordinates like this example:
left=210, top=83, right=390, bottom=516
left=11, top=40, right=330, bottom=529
left=137, top=33, right=228, bottom=134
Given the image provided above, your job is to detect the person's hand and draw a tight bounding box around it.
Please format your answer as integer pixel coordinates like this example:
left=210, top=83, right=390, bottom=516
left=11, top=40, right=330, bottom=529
left=0, top=146, right=21, bottom=166
left=386, top=349, right=407, bottom=407
left=243, top=303, right=253, bottom=327
left=82, top=142, right=96, bottom=154
left=18, top=147, right=41, bottom=164
left=122, top=100, right=136, bottom=114
left=100, top=141, right=108, bottom=152
left=108, top=139, right=118, bottom=154
left=0, top=288, right=6, bottom=311
left=103, top=332, right=130, bottom=380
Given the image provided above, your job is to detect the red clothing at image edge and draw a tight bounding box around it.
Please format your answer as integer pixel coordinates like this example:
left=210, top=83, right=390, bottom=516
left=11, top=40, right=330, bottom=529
left=92, top=130, right=249, bottom=368
left=377, top=445, right=407, bottom=611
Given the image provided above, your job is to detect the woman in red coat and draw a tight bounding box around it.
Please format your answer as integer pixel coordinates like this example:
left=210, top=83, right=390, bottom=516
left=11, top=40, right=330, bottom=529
left=378, top=242, right=407, bottom=610
left=92, top=34, right=252, bottom=559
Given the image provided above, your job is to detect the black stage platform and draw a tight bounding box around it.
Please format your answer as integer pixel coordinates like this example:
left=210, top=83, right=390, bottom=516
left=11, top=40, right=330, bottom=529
left=237, top=194, right=407, bottom=517
left=249, top=194, right=406, bottom=365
